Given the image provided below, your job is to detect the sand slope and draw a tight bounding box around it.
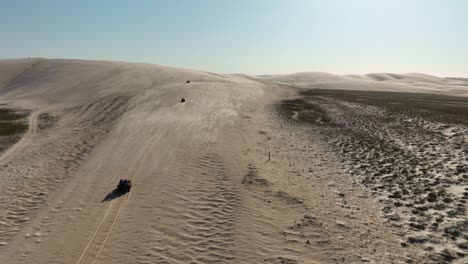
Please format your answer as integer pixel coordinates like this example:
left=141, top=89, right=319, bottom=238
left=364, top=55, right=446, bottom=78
left=1, top=58, right=462, bottom=263
left=0, top=59, right=338, bottom=263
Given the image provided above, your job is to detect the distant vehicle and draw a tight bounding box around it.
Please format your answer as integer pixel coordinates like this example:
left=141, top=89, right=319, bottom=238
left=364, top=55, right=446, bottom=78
left=186, top=80, right=190, bottom=83
left=180, top=98, right=186, bottom=103
left=117, top=179, right=132, bottom=192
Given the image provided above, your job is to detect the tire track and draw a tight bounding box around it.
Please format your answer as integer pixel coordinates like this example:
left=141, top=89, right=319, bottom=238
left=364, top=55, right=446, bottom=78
left=0, top=111, right=40, bottom=240
left=76, top=132, right=162, bottom=264
left=0, top=111, right=39, bottom=164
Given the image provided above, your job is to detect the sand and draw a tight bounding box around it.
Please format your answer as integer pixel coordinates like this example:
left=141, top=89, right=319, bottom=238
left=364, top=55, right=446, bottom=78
left=0, top=58, right=466, bottom=263
left=259, top=71, right=468, bottom=96
left=275, top=89, right=468, bottom=263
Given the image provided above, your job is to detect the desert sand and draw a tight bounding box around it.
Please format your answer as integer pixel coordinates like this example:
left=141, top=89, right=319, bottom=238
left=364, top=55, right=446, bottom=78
left=0, top=58, right=466, bottom=263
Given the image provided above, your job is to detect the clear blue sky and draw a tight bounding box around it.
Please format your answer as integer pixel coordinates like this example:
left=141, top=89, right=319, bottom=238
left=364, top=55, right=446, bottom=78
left=1, top=0, right=467, bottom=76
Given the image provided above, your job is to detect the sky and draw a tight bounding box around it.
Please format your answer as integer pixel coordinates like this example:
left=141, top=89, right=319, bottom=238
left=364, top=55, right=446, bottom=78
left=1, top=0, right=467, bottom=76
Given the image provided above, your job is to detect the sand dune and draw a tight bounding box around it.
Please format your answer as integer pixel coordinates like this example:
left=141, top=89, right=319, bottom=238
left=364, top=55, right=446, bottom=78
left=0, top=59, right=333, bottom=263
left=0, top=59, right=465, bottom=263
left=365, top=73, right=447, bottom=83
left=259, top=72, right=350, bottom=83
left=258, top=71, right=468, bottom=96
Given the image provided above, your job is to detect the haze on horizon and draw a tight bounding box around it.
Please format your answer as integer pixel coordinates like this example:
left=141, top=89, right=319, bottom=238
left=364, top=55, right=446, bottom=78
left=1, top=0, right=467, bottom=77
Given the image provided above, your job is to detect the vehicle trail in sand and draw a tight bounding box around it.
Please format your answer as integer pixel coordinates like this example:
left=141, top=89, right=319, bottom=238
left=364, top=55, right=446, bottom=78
left=76, top=132, right=163, bottom=264
left=0, top=111, right=39, bottom=165
left=0, top=111, right=40, bottom=220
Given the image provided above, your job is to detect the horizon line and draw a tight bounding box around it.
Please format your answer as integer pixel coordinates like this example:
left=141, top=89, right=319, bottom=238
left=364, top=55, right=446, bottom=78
left=1, top=56, right=466, bottom=79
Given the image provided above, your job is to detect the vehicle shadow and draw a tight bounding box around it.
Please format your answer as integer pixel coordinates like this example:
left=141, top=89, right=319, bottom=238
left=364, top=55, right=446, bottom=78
left=101, top=189, right=127, bottom=202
